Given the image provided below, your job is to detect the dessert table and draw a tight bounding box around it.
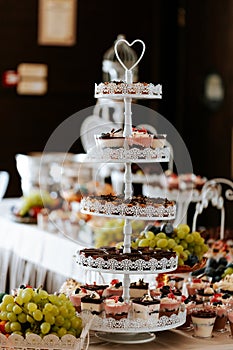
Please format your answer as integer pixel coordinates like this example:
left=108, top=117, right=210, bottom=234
left=88, top=327, right=233, bottom=349
left=0, top=198, right=90, bottom=293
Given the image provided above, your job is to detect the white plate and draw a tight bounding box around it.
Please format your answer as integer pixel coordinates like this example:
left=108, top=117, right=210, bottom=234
left=95, top=332, right=156, bottom=344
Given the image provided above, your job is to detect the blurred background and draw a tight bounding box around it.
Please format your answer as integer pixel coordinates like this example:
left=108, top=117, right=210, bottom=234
left=0, top=0, right=232, bottom=227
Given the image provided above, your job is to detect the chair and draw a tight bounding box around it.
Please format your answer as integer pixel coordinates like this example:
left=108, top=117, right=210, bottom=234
left=0, top=171, right=9, bottom=200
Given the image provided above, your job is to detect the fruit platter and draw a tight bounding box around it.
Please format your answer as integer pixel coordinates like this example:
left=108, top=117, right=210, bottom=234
left=0, top=285, right=92, bottom=350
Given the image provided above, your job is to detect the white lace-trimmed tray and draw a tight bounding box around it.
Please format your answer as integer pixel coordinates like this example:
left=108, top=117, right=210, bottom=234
left=75, top=254, right=178, bottom=274
left=86, top=146, right=170, bottom=162
left=80, top=199, right=176, bottom=220
left=80, top=310, right=186, bottom=333
left=0, top=317, right=92, bottom=350
left=0, top=333, right=85, bottom=350
left=94, top=82, right=162, bottom=99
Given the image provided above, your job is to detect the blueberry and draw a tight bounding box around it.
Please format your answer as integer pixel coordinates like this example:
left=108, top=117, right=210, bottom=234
left=161, top=223, right=174, bottom=236
left=204, top=267, right=215, bottom=277
left=187, top=255, right=199, bottom=267
left=218, top=257, right=228, bottom=266
left=207, top=257, right=218, bottom=269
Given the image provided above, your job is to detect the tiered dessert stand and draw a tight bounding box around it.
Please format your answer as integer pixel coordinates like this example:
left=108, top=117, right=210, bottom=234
left=76, top=38, right=186, bottom=343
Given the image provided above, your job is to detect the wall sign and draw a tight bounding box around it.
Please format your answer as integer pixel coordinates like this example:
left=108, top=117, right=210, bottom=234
left=17, top=63, right=48, bottom=95
left=38, top=0, right=77, bottom=46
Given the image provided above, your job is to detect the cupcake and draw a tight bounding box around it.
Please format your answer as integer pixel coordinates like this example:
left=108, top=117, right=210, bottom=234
left=103, top=279, right=123, bottom=297
left=104, top=296, right=131, bottom=320
left=132, top=294, right=160, bottom=321
left=191, top=309, right=216, bottom=338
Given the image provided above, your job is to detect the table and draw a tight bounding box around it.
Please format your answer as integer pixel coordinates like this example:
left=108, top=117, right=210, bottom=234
left=0, top=198, right=91, bottom=293
left=88, top=327, right=233, bottom=350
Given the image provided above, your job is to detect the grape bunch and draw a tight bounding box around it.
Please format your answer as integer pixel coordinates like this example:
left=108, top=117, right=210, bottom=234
left=131, top=223, right=209, bottom=267
left=0, top=286, right=82, bottom=338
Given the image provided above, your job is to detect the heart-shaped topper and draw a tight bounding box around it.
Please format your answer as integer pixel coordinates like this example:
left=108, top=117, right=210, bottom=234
left=114, top=39, right=146, bottom=72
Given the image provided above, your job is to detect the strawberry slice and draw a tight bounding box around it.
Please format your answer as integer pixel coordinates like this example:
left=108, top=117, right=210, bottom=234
left=111, top=279, right=119, bottom=285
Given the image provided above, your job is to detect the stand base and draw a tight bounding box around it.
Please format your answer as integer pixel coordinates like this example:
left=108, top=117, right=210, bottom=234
left=95, top=332, right=156, bottom=344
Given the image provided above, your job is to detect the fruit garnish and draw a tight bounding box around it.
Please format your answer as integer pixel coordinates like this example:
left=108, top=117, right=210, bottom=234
left=111, top=279, right=119, bottom=285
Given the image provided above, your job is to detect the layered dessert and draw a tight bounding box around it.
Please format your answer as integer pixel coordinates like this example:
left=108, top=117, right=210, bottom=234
left=159, top=294, right=181, bottom=317
left=95, top=128, right=124, bottom=149
left=227, top=309, right=233, bottom=337
left=132, top=294, right=160, bottom=320
left=197, top=286, right=215, bottom=302
left=127, top=127, right=153, bottom=149
left=191, top=309, right=216, bottom=338
left=80, top=291, right=104, bottom=315
left=151, top=134, right=166, bottom=149
left=212, top=303, right=228, bottom=332
left=186, top=279, right=206, bottom=296
left=104, top=296, right=131, bottom=320
left=168, top=275, right=184, bottom=290
left=69, top=287, right=88, bottom=313
left=103, top=279, right=123, bottom=297
left=80, top=283, right=108, bottom=297
left=80, top=194, right=176, bottom=218
left=129, top=279, right=149, bottom=298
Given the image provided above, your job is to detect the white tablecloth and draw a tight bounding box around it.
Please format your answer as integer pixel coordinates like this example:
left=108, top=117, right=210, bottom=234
left=0, top=198, right=89, bottom=293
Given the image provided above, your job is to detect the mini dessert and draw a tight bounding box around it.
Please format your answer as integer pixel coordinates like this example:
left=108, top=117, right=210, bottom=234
left=81, top=291, right=104, bottom=315
left=159, top=294, right=181, bottom=317
left=213, top=274, right=233, bottom=294
left=128, top=127, right=153, bottom=149
left=212, top=303, right=228, bottom=332
left=191, top=309, right=216, bottom=338
left=104, top=296, right=130, bottom=320
left=132, top=294, right=160, bottom=320
left=103, top=279, right=123, bottom=297
left=227, top=309, right=233, bottom=337
left=197, top=286, right=215, bottom=302
left=69, top=287, right=88, bottom=312
left=59, top=278, right=80, bottom=296
left=186, top=279, right=206, bottom=296
left=151, top=134, right=166, bottom=149
left=129, top=279, right=149, bottom=298
left=168, top=275, right=184, bottom=290
left=80, top=283, right=108, bottom=297
left=95, top=128, right=124, bottom=149
left=178, top=298, right=196, bottom=330
left=80, top=194, right=176, bottom=219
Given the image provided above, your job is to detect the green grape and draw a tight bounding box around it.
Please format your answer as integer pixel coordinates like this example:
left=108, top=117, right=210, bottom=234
left=67, top=328, right=76, bottom=336
left=12, top=331, right=23, bottom=336
left=59, top=305, right=69, bottom=318
left=55, top=315, right=64, bottom=326
left=149, top=239, right=156, bottom=248
left=27, top=302, right=37, bottom=313
left=138, top=238, right=150, bottom=247
left=167, top=238, right=176, bottom=249
left=173, top=245, right=184, bottom=254
left=131, top=241, right=138, bottom=249
left=4, top=321, right=11, bottom=333
left=27, top=314, right=35, bottom=323
left=157, top=238, right=168, bottom=249
left=58, top=294, right=67, bottom=302
left=180, top=240, right=188, bottom=249
left=0, top=302, right=7, bottom=311
left=174, top=237, right=180, bottom=244
left=0, top=311, right=8, bottom=320
left=57, top=327, right=67, bottom=337
left=177, top=224, right=190, bottom=234
left=145, top=231, right=155, bottom=240
left=177, top=230, right=186, bottom=239
left=51, top=305, right=59, bottom=317
left=40, top=322, right=51, bottom=335
left=21, top=289, right=32, bottom=303
left=185, top=233, right=194, bottom=243
left=181, top=251, right=188, bottom=261
left=2, top=295, right=14, bottom=304
left=7, top=312, right=17, bottom=322
left=13, top=305, right=22, bottom=314
left=33, top=309, right=43, bottom=322
left=194, top=245, right=202, bottom=253
left=6, top=303, right=14, bottom=312
left=156, top=232, right=167, bottom=239
left=178, top=257, right=184, bottom=266
left=63, top=319, right=71, bottom=330
left=45, top=314, right=55, bottom=325
left=43, top=303, right=53, bottom=314
left=71, top=316, right=82, bottom=329
left=10, top=321, right=21, bottom=332
left=38, top=289, right=48, bottom=299
left=18, top=312, right=27, bottom=323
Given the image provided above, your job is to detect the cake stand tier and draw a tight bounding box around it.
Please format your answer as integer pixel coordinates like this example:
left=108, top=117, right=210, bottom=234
left=81, top=310, right=186, bottom=333
left=75, top=254, right=178, bottom=274
left=84, top=146, right=170, bottom=163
